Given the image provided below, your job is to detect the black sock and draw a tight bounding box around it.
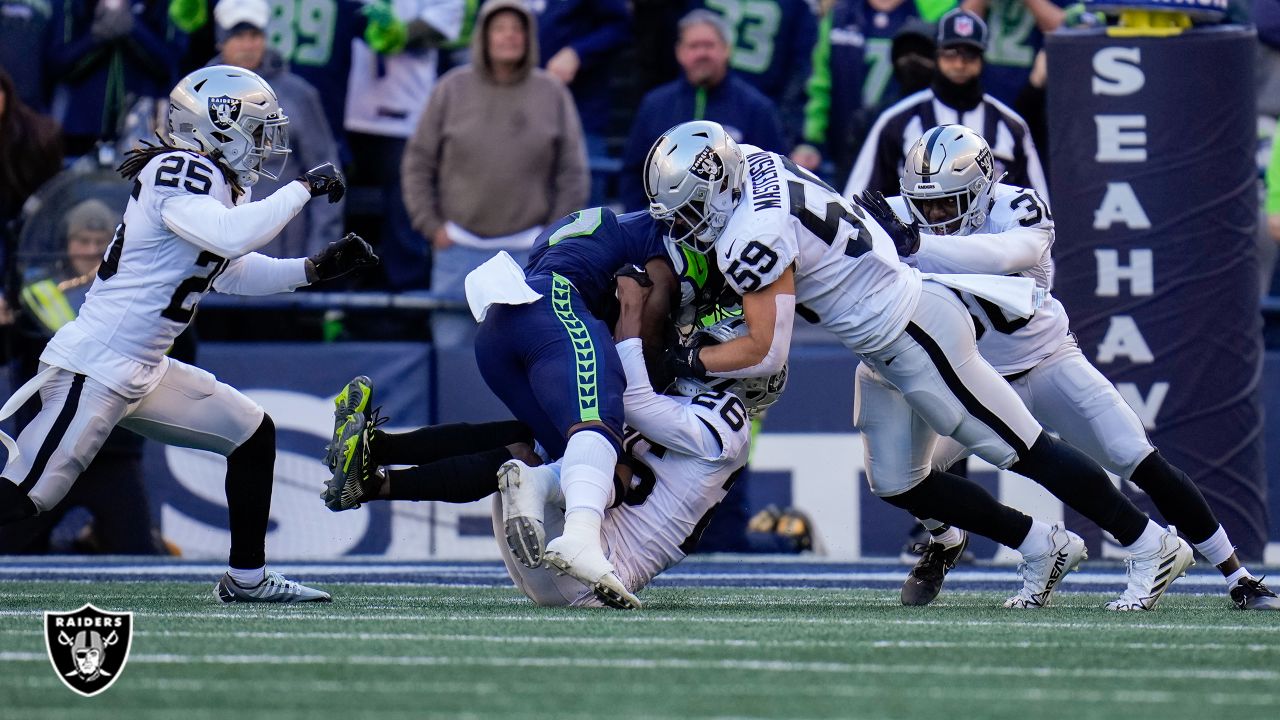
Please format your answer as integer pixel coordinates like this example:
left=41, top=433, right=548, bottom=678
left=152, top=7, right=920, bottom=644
left=386, top=447, right=513, bottom=503
left=1130, top=451, right=1218, bottom=543
left=373, top=421, right=532, bottom=466
left=882, top=470, right=1033, bottom=549
left=0, top=480, right=39, bottom=525
left=225, top=415, right=275, bottom=569
left=1010, top=433, right=1149, bottom=546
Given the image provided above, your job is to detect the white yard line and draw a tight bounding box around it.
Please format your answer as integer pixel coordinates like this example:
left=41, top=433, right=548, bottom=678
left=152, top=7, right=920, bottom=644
left=3, top=627, right=1273, bottom=652
left=1, top=650, right=1275, bottom=682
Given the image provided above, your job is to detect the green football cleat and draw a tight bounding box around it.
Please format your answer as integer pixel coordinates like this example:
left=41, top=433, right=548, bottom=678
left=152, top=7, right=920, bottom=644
left=323, top=376, right=373, bottom=471
left=322, top=410, right=385, bottom=512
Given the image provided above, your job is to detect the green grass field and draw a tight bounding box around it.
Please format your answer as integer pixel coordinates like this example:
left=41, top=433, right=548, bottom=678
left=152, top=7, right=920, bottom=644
left=2, top=575, right=1277, bottom=720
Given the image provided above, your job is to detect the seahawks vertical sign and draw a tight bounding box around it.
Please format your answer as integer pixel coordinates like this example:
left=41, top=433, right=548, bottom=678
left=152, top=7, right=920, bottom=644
left=1046, top=25, right=1266, bottom=558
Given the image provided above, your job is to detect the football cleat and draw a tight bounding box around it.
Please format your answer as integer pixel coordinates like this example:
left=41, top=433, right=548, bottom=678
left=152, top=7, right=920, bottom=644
left=323, top=376, right=373, bottom=470
left=543, top=532, right=642, bottom=610
left=1004, top=523, right=1087, bottom=609
left=901, top=530, right=969, bottom=607
left=214, top=571, right=331, bottom=603
left=322, top=410, right=385, bottom=512
left=1231, top=576, right=1280, bottom=610
left=498, top=460, right=558, bottom=568
left=1106, top=527, right=1195, bottom=611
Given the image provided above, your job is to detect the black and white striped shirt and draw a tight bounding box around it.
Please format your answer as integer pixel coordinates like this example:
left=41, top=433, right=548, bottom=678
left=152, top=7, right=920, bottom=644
left=843, top=89, right=1048, bottom=201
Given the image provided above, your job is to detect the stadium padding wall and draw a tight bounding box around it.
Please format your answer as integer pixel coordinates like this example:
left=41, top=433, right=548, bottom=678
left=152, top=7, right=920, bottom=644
left=111, top=342, right=1278, bottom=562
left=1046, top=27, right=1266, bottom=557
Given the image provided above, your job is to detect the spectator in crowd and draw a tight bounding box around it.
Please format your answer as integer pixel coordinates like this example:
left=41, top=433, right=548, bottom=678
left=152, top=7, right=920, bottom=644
left=695, top=0, right=817, bottom=145
left=799, top=4, right=946, bottom=180
left=210, top=0, right=343, bottom=259
left=47, top=0, right=185, bottom=156
left=531, top=0, right=629, bottom=154
left=1, top=199, right=170, bottom=556
left=961, top=0, right=1064, bottom=106
left=347, top=0, right=464, bottom=290
left=0, top=68, right=62, bottom=228
left=0, top=0, right=56, bottom=111
left=263, top=0, right=371, bottom=164
left=620, top=10, right=785, bottom=211
left=631, top=0, right=686, bottom=92
left=402, top=0, right=587, bottom=346
left=844, top=8, right=1046, bottom=198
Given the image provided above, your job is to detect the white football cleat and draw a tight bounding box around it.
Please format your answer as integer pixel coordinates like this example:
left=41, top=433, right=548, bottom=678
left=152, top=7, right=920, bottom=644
left=498, top=460, right=558, bottom=568
left=543, top=532, right=642, bottom=610
left=215, top=571, right=331, bottom=603
left=1004, top=523, right=1087, bottom=609
left=1106, top=526, right=1195, bottom=611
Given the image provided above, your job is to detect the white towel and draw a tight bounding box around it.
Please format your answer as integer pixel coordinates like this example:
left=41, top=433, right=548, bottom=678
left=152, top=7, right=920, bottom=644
left=464, top=251, right=544, bottom=322
left=0, top=365, right=60, bottom=462
left=921, top=273, right=1043, bottom=319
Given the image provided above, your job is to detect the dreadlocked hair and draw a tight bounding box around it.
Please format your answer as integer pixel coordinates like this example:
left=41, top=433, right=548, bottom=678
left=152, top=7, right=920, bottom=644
left=116, top=133, right=245, bottom=198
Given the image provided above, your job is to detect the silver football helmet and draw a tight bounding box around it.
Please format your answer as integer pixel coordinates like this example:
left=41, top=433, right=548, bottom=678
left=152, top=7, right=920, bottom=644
left=167, top=65, right=290, bottom=188
left=644, top=121, right=745, bottom=254
left=900, top=125, right=1001, bottom=236
left=672, top=316, right=788, bottom=417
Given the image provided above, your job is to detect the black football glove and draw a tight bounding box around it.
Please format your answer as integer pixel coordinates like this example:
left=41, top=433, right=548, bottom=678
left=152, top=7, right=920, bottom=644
left=298, top=162, right=346, bottom=203
left=855, top=190, right=920, bottom=256
left=309, top=233, right=379, bottom=283
left=613, top=263, right=654, bottom=288
left=664, top=344, right=708, bottom=381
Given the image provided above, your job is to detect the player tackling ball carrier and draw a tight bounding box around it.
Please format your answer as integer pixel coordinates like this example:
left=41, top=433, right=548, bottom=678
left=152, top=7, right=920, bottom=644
left=885, top=125, right=1278, bottom=611
left=0, top=65, right=378, bottom=603
left=646, top=120, right=1198, bottom=608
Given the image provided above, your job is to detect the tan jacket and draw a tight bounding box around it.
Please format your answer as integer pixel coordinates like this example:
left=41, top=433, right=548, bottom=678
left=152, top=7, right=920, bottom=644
left=401, top=0, right=588, bottom=241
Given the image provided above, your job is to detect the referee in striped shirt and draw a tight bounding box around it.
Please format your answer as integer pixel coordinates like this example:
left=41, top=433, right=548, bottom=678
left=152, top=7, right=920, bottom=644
left=843, top=8, right=1048, bottom=201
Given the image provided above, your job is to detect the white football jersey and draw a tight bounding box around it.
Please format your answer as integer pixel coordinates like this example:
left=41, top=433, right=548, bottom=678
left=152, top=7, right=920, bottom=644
left=716, top=146, right=921, bottom=354
left=604, top=389, right=751, bottom=592
left=41, top=150, right=309, bottom=397
left=894, top=183, right=1070, bottom=375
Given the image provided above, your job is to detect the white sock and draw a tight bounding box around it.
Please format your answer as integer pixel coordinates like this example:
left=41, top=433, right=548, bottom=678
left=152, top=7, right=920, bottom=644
left=228, top=566, right=265, bottom=587
left=562, top=509, right=603, bottom=544
left=1123, top=520, right=1166, bottom=557
left=1226, top=567, right=1252, bottom=588
left=559, top=431, right=617, bottom=519
left=1016, top=519, right=1054, bottom=557
left=1193, top=524, right=1235, bottom=567
left=932, top=526, right=964, bottom=549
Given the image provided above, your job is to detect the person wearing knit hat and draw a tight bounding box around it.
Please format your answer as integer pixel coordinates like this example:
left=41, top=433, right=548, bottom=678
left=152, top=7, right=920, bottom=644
left=64, top=199, right=117, bottom=278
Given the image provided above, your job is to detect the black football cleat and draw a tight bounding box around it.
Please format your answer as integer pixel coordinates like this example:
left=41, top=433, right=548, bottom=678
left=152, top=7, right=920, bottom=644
left=1231, top=576, right=1280, bottom=610
left=901, top=530, right=969, bottom=606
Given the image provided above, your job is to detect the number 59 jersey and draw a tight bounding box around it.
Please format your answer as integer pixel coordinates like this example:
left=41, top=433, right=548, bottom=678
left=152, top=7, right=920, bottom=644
left=713, top=146, right=922, bottom=355
left=42, top=150, right=307, bottom=398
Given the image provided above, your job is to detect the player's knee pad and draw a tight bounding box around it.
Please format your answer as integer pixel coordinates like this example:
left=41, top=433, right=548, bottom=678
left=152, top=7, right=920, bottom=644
left=0, top=480, right=39, bottom=524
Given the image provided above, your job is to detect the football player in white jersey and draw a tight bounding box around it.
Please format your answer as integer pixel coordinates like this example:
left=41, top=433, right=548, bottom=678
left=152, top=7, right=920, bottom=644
left=0, top=65, right=377, bottom=603
left=319, top=274, right=777, bottom=608
left=645, top=120, right=1179, bottom=609
left=888, top=125, right=1278, bottom=611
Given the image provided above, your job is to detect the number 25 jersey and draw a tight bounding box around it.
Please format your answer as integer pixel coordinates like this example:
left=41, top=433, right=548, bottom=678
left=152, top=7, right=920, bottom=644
left=42, top=151, right=310, bottom=397
left=714, top=145, right=922, bottom=355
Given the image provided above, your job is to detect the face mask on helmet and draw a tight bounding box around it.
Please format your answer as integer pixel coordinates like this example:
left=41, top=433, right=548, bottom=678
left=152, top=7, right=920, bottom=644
left=645, top=121, right=744, bottom=254
left=669, top=316, right=788, bottom=417
left=900, top=125, right=998, bottom=236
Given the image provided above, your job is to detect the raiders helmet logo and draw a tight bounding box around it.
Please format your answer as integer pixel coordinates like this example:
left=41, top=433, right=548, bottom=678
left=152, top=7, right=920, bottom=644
left=208, top=94, right=242, bottom=131
left=44, top=604, right=133, bottom=697
left=689, top=147, right=724, bottom=182
left=955, top=16, right=974, bottom=36
left=976, top=147, right=994, bottom=178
